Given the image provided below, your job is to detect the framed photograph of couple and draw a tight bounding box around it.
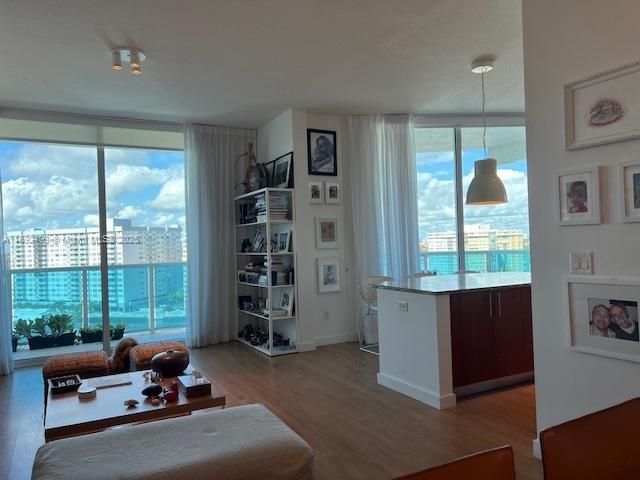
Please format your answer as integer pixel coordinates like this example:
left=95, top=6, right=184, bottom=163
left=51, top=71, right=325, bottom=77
left=567, top=276, right=640, bottom=363
left=556, top=166, right=601, bottom=226
left=620, top=160, right=640, bottom=223
left=317, top=257, right=340, bottom=293
left=307, top=129, right=337, bottom=176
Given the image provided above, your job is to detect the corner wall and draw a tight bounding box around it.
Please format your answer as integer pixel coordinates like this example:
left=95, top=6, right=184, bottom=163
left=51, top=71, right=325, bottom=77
left=257, top=108, right=357, bottom=350
left=523, top=0, right=640, bottom=443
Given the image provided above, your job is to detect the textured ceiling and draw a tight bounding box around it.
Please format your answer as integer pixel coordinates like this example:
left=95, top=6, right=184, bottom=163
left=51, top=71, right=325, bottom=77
left=0, top=0, right=524, bottom=128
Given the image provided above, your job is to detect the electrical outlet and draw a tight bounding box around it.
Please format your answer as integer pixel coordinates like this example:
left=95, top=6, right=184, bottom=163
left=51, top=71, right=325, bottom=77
left=323, top=310, right=329, bottom=321
left=398, top=301, right=409, bottom=312
left=570, top=252, right=593, bottom=274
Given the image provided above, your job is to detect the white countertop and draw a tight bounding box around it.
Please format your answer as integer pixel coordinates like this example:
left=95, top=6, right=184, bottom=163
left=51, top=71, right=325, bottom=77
left=375, top=272, right=531, bottom=295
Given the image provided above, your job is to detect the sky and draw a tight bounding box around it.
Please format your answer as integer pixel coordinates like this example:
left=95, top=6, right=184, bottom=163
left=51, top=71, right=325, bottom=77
left=416, top=146, right=530, bottom=241
left=0, top=141, right=185, bottom=234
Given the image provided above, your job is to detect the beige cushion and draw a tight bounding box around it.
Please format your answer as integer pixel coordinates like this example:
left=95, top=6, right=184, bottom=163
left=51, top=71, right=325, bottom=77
left=32, top=404, right=314, bottom=480
left=42, top=351, right=108, bottom=379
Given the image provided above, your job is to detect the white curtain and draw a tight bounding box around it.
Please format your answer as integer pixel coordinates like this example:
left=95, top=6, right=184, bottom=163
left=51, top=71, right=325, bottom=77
left=0, top=170, right=14, bottom=375
left=347, top=114, right=419, bottom=283
left=185, top=124, right=255, bottom=348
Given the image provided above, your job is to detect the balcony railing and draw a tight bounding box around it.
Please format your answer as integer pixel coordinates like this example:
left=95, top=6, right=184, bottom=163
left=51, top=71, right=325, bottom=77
left=8, top=262, right=187, bottom=335
left=419, top=250, right=531, bottom=275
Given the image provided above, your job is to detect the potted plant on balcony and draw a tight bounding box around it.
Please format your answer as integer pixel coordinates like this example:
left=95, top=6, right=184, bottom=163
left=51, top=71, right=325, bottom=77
left=12, top=319, right=31, bottom=352
left=47, top=314, right=76, bottom=347
left=27, top=317, right=55, bottom=350
left=80, top=324, right=103, bottom=343
left=110, top=322, right=126, bottom=340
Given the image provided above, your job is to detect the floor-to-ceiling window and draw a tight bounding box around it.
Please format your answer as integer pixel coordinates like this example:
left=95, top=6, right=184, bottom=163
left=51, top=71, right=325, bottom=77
left=0, top=138, right=187, bottom=359
left=415, top=124, right=530, bottom=274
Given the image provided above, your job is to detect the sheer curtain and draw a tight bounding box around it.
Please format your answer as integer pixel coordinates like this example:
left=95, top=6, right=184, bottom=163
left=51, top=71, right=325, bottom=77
left=347, top=114, right=419, bottom=283
left=0, top=171, right=14, bottom=375
left=185, top=124, right=255, bottom=348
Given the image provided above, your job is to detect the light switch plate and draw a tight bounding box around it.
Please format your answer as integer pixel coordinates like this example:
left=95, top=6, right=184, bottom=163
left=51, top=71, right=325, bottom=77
left=398, top=301, right=409, bottom=312
left=570, top=251, right=593, bottom=274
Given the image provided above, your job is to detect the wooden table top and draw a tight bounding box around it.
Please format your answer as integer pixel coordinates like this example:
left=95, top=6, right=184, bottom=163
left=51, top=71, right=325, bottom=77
left=44, top=369, right=225, bottom=441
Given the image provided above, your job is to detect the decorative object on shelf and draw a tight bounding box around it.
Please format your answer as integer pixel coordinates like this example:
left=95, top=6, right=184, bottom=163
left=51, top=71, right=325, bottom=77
left=241, top=238, right=252, bottom=252
left=235, top=143, right=269, bottom=193
left=272, top=152, right=293, bottom=188
left=566, top=276, right=640, bottom=363
left=238, top=295, right=253, bottom=310
left=252, top=229, right=266, bottom=253
left=150, top=349, right=190, bottom=378
left=277, top=231, right=292, bottom=252
left=324, top=182, right=340, bottom=204
left=307, top=129, right=337, bottom=176
left=309, top=181, right=323, bottom=204
left=466, top=57, right=507, bottom=206
left=564, top=60, right=640, bottom=150
left=141, top=384, right=163, bottom=397
left=77, top=385, right=97, bottom=399
left=280, top=287, right=294, bottom=316
left=48, top=375, right=82, bottom=395
left=315, top=217, right=338, bottom=249
left=124, top=399, right=139, bottom=409
left=317, top=257, right=341, bottom=293
left=556, top=166, right=601, bottom=226
left=619, top=160, right=640, bottom=223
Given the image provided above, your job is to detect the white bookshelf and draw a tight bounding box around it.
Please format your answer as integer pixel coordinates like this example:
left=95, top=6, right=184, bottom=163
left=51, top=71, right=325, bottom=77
left=233, top=187, right=299, bottom=357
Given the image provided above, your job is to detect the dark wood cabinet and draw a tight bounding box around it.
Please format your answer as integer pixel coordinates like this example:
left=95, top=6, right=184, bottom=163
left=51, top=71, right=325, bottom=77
left=450, top=286, right=533, bottom=389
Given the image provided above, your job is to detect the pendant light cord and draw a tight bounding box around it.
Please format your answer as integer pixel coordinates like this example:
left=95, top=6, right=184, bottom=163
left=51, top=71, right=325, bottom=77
left=481, top=70, right=488, bottom=158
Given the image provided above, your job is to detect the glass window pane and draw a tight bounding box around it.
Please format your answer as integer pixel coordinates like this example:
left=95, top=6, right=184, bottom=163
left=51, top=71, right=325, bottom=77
left=415, top=128, right=459, bottom=275
left=0, top=141, right=103, bottom=356
left=461, top=126, right=530, bottom=273
left=104, top=148, right=187, bottom=339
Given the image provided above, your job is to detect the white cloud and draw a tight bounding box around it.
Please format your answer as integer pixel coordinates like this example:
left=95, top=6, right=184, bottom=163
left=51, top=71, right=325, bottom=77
left=83, top=214, right=99, bottom=226
left=117, top=205, right=143, bottom=219
left=152, top=213, right=175, bottom=226
left=106, top=164, right=169, bottom=199
left=148, top=178, right=185, bottom=211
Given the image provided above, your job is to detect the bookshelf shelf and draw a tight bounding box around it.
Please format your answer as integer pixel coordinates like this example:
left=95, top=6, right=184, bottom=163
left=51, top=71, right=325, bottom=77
left=234, top=187, right=299, bottom=358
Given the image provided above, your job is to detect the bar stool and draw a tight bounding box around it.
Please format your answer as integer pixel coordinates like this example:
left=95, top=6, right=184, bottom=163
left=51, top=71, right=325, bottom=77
left=358, top=275, right=393, bottom=370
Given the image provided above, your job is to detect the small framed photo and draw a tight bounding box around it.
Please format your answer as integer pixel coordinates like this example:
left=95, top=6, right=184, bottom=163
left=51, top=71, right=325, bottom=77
left=308, top=182, right=323, bottom=204
left=317, top=257, right=341, bottom=293
left=280, top=287, right=294, bottom=316
left=324, top=182, right=340, bottom=204
left=272, top=152, right=293, bottom=188
left=565, top=61, right=640, bottom=150
left=307, top=129, right=337, bottom=176
left=620, top=160, right=640, bottom=223
left=566, top=276, right=640, bottom=363
left=277, top=231, right=291, bottom=253
left=556, top=167, right=601, bottom=225
left=315, top=217, right=338, bottom=249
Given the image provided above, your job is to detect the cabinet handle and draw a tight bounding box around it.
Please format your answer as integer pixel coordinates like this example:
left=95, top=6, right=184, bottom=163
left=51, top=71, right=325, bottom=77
left=489, top=293, right=493, bottom=317
left=498, top=292, right=502, bottom=317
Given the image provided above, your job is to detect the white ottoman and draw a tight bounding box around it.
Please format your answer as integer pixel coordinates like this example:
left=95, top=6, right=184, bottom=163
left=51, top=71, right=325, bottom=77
left=32, top=404, right=314, bottom=480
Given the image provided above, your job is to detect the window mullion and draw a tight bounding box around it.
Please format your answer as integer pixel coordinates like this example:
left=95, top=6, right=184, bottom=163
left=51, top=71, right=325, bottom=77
left=453, top=127, right=465, bottom=272
left=97, top=147, right=110, bottom=351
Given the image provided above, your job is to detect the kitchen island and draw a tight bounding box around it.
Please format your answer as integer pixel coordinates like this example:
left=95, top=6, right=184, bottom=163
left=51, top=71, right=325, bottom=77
left=375, top=272, right=532, bottom=409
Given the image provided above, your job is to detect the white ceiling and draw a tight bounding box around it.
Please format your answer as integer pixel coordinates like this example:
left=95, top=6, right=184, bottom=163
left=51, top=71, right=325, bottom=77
left=0, top=0, right=524, bottom=128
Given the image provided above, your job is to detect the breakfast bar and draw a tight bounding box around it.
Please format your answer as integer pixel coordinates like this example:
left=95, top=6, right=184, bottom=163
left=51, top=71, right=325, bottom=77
left=375, top=272, right=533, bottom=409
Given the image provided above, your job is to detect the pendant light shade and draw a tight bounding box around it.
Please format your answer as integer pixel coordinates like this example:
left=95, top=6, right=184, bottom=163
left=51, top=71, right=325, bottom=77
left=466, top=158, right=507, bottom=205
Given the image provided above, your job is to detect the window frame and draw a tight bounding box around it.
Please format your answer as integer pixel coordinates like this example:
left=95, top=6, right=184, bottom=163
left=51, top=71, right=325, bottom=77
left=414, top=114, right=526, bottom=273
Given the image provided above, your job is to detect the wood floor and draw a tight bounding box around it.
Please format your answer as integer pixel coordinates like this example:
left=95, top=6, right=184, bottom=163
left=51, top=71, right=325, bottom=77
left=0, top=342, right=543, bottom=479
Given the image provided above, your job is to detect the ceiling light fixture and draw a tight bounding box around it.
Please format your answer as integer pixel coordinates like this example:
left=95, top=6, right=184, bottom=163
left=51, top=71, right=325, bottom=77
left=465, top=56, right=508, bottom=206
left=111, top=47, right=146, bottom=76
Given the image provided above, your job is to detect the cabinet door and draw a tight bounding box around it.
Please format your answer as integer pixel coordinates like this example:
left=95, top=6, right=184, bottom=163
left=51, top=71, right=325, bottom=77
left=491, top=287, right=526, bottom=378
left=450, top=291, right=494, bottom=388
left=521, top=286, right=534, bottom=372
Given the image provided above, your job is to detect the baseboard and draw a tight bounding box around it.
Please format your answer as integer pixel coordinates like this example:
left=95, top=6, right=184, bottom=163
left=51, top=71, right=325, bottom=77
left=315, top=333, right=358, bottom=347
left=298, top=341, right=317, bottom=352
left=532, top=437, right=541, bottom=459
left=377, top=372, right=456, bottom=410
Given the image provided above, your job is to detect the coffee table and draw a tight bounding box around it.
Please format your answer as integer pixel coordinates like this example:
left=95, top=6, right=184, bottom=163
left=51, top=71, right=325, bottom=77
left=44, top=369, right=225, bottom=442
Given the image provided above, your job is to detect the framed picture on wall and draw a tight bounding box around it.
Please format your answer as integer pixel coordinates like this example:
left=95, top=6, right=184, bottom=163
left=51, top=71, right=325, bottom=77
left=315, top=217, right=338, bottom=249
left=566, top=276, right=640, bottom=363
left=556, top=166, right=601, bottom=226
left=324, top=182, right=340, bottom=204
left=308, top=181, right=323, bottom=204
left=620, top=160, right=640, bottom=223
left=307, top=129, right=337, bottom=176
left=317, top=257, right=341, bottom=293
left=564, top=60, right=640, bottom=150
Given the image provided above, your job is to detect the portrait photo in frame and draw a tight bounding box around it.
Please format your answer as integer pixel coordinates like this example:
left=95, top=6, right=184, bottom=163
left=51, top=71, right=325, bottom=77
left=620, top=160, right=640, bottom=223
left=315, top=217, right=338, bottom=249
left=556, top=166, right=601, bottom=226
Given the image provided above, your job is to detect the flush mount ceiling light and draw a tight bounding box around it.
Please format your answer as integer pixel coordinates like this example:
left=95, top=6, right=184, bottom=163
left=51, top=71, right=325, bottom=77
left=111, top=47, right=146, bottom=76
left=466, top=56, right=508, bottom=206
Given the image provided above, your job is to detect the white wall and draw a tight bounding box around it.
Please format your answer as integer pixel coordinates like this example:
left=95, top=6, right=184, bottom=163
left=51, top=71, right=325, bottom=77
left=523, top=0, right=640, bottom=444
left=257, top=108, right=357, bottom=350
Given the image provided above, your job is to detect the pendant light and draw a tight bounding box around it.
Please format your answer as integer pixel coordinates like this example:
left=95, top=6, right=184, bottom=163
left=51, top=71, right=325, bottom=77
left=465, top=57, right=508, bottom=205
